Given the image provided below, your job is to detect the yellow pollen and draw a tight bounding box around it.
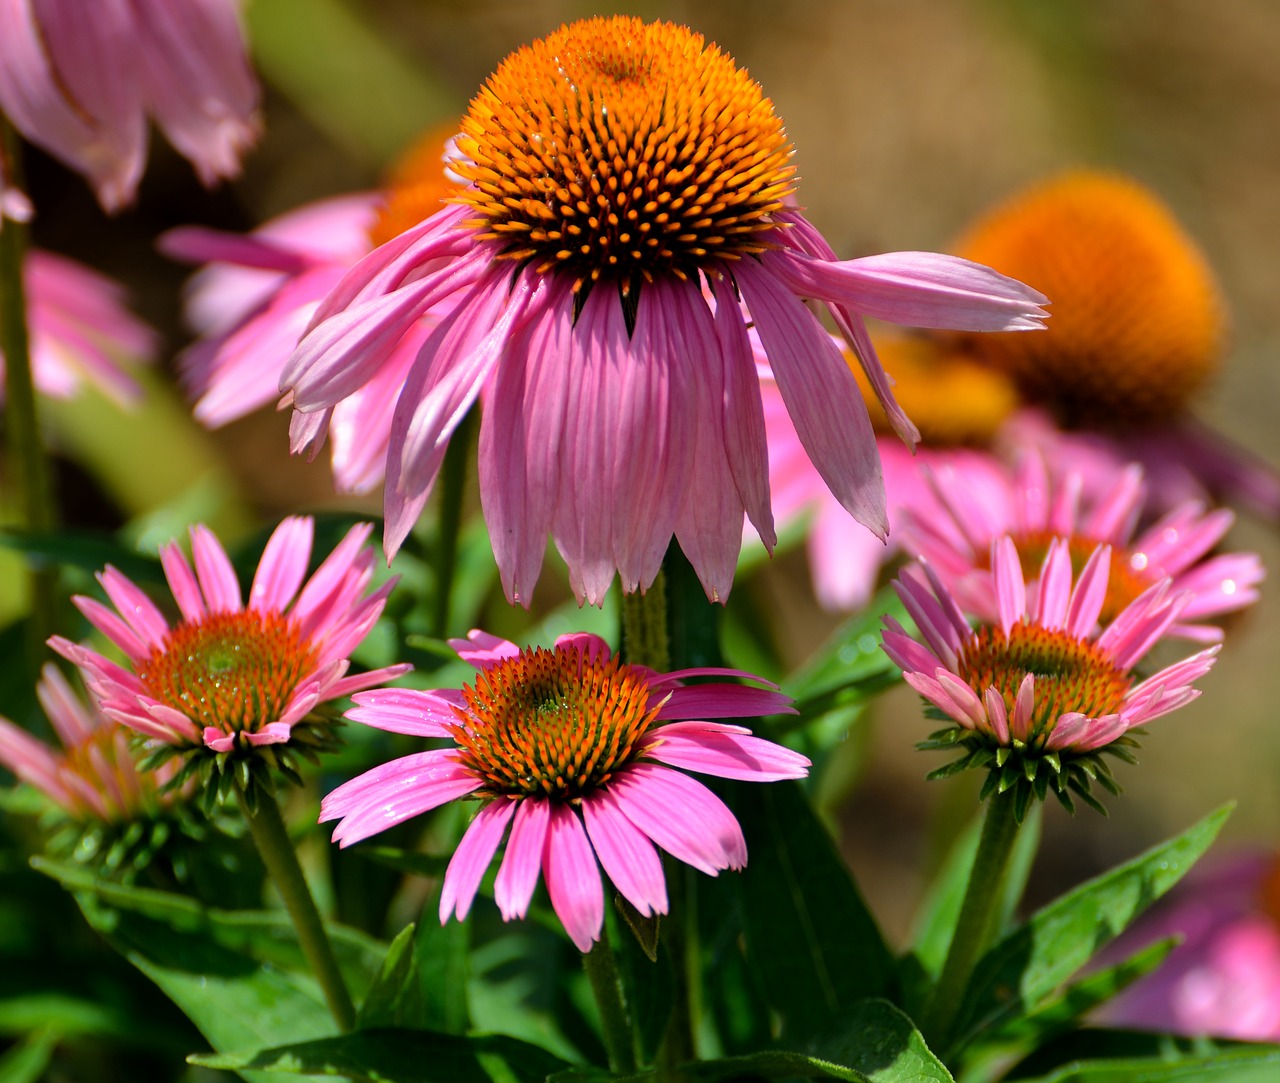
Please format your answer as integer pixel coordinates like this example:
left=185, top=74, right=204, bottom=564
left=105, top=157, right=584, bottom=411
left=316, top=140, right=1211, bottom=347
left=452, top=15, right=796, bottom=295
left=368, top=123, right=466, bottom=248
left=138, top=611, right=318, bottom=738
left=848, top=335, right=1019, bottom=445
left=951, top=170, right=1227, bottom=427
left=956, top=620, right=1131, bottom=745
left=449, top=644, right=660, bottom=800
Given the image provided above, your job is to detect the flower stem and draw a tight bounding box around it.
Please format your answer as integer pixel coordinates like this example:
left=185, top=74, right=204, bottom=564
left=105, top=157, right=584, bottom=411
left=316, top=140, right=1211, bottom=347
left=235, top=784, right=356, bottom=1031
left=621, top=570, right=669, bottom=672
left=0, top=119, right=58, bottom=662
left=430, top=407, right=475, bottom=637
left=923, top=787, right=1022, bottom=1052
left=583, top=933, right=637, bottom=1075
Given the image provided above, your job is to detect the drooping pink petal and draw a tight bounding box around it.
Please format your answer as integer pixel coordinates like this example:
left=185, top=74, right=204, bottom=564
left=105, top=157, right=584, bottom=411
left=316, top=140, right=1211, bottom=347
left=493, top=798, right=551, bottom=920
left=642, top=721, right=810, bottom=782
left=441, top=799, right=517, bottom=921
left=543, top=805, right=604, bottom=952
left=582, top=790, right=668, bottom=918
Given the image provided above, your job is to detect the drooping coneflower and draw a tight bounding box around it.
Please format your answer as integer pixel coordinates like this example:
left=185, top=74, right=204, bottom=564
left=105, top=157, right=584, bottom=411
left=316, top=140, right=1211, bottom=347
left=281, top=16, right=1047, bottom=606
left=881, top=536, right=1218, bottom=817
left=321, top=629, right=807, bottom=952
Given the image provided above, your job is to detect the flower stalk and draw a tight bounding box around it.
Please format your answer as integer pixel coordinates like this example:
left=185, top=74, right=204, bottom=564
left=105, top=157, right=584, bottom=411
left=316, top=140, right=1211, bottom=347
left=583, top=933, right=638, bottom=1075
left=235, top=783, right=356, bottom=1032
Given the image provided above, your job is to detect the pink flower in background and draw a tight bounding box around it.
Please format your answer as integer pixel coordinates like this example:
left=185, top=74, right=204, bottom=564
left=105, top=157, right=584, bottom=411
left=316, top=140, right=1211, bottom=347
left=0, top=664, right=184, bottom=821
left=2, top=249, right=158, bottom=405
left=0, top=0, right=260, bottom=212
left=1099, top=853, right=1280, bottom=1041
left=281, top=16, right=1047, bottom=606
left=882, top=536, right=1218, bottom=810
left=51, top=517, right=408, bottom=754
left=900, top=451, right=1263, bottom=642
left=321, top=629, right=807, bottom=952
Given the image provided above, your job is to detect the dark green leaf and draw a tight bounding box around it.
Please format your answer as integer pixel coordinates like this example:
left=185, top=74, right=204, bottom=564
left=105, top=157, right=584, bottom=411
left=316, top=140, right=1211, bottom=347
left=361, top=846, right=451, bottom=879
left=414, top=885, right=471, bottom=1034
left=357, top=924, right=418, bottom=1030
left=736, top=781, right=895, bottom=1041
left=950, top=804, right=1232, bottom=1052
left=0, top=993, right=134, bottom=1041
left=1016, top=1045, right=1280, bottom=1083
left=0, top=1029, right=57, bottom=1083
left=190, top=1027, right=569, bottom=1082
left=0, top=528, right=163, bottom=583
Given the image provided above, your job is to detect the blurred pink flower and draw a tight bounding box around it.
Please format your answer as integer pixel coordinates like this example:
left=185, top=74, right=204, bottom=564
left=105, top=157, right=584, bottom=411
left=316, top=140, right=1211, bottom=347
left=882, top=536, right=1217, bottom=809
left=321, top=629, right=807, bottom=952
left=51, top=516, right=408, bottom=754
left=2, top=249, right=157, bottom=405
left=0, top=0, right=260, bottom=212
left=281, top=16, right=1047, bottom=607
left=1099, top=853, right=1280, bottom=1041
left=900, top=451, right=1263, bottom=642
left=0, top=663, right=183, bottom=821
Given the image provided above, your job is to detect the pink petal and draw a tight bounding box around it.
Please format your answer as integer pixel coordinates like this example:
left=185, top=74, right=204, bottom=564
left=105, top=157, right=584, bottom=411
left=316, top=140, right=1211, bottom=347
left=71, top=595, right=149, bottom=665
left=992, top=536, right=1027, bottom=636
left=190, top=524, right=242, bottom=612
left=250, top=516, right=314, bottom=612
left=440, top=799, right=517, bottom=922
left=448, top=629, right=521, bottom=669
left=1035, top=539, right=1074, bottom=631
left=97, top=566, right=168, bottom=649
left=160, top=540, right=206, bottom=622
left=494, top=798, right=551, bottom=920
left=582, top=790, right=668, bottom=918
left=642, top=721, right=810, bottom=782
left=1067, top=544, right=1112, bottom=638
left=654, top=683, right=793, bottom=722
left=543, top=805, right=604, bottom=952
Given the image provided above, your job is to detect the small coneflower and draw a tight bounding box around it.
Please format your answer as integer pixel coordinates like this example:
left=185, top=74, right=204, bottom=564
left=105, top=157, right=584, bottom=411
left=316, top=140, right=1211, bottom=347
left=159, top=127, right=462, bottom=493
left=763, top=332, right=1018, bottom=610
left=952, top=170, right=1280, bottom=519
left=900, top=452, right=1263, bottom=641
left=321, top=629, right=807, bottom=952
left=3, top=250, right=157, bottom=406
left=0, top=0, right=259, bottom=213
left=50, top=516, right=408, bottom=802
left=282, top=15, right=1047, bottom=606
left=881, top=536, right=1218, bottom=817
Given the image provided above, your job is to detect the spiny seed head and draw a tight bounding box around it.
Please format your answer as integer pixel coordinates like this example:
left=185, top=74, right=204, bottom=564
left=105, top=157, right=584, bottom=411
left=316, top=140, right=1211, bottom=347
left=138, top=610, right=318, bottom=740
left=450, top=643, right=660, bottom=801
left=452, top=15, right=796, bottom=295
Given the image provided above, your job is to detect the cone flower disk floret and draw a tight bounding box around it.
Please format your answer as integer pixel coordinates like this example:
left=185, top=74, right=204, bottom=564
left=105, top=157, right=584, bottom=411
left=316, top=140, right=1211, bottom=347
left=281, top=15, right=1047, bottom=606
left=51, top=518, right=408, bottom=771
left=321, top=630, right=808, bottom=952
left=900, top=452, right=1262, bottom=641
left=881, top=537, right=1218, bottom=814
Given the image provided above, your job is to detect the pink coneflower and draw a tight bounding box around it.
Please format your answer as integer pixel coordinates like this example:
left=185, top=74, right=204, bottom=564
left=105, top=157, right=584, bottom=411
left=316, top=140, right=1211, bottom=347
left=762, top=333, right=1018, bottom=610
left=281, top=15, right=1047, bottom=607
left=900, top=451, right=1263, bottom=642
left=0, top=0, right=260, bottom=213
left=0, top=663, right=184, bottom=822
left=3, top=249, right=157, bottom=405
left=881, top=536, right=1218, bottom=815
left=321, top=629, right=807, bottom=952
left=50, top=517, right=408, bottom=789
left=1098, top=852, right=1280, bottom=1041
left=160, top=130, right=462, bottom=493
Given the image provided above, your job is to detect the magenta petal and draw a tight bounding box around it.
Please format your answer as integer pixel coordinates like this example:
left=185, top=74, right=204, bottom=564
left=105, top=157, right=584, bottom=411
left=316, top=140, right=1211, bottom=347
left=1035, top=539, right=1074, bottom=631
left=97, top=566, right=168, bottom=649
left=1067, top=544, right=1112, bottom=638
left=440, top=799, right=517, bottom=922
left=345, top=688, right=460, bottom=737
left=643, top=722, right=809, bottom=782
left=654, top=683, right=793, bottom=722
left=160, top=542, right=205, bottom=622
left=449, top=629, right=522, bottom=669
left=583, top=790, right=668, bottom=918
left=203, top=727, right=234, bottom=752
left=250, top=516, right=314, bottom=612
left=543, top=805, right=604, bottom=952
left=72, top=595, right=149, bottom=664
left=494, top=799, right=550, bottom=920
left=190, top=524, right=242, bottom=612
left=245, top=722, right=292, bottom=746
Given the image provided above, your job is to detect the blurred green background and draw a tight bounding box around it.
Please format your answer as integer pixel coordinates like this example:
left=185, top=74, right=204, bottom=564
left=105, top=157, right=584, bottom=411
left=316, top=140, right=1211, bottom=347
left=14, top=0, right=1280, bottom=944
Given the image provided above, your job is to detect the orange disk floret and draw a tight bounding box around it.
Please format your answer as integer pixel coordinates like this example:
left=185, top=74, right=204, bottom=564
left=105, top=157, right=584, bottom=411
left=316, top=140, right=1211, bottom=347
left=953, top=171, right=1227, bottom=428
left=849, top=335, right=1019, bottom=446
left=452, top=15, right=796, bottom=293
left=368, top=122, right=466, bottom=248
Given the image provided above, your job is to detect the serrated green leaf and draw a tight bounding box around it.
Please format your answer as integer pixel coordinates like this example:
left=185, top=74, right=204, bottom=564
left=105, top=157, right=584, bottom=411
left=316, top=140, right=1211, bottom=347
left=736, top=781, right=894, bottom=1041
left=949, top=804, right=1232, bottom=1053
left=190, top=1027, right=569, bottom=1082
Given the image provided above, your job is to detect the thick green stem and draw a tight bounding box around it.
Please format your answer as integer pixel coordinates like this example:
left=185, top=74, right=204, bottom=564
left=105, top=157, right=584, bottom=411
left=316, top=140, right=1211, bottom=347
left=430, top=408, right=475, bottom=637
left=583, top=933, right=638, bottom=1075
left=0, top=120, right=58, bottom=661
left=236, top=785, right=356, bottom=1032
left=621, top=570, right=668, bottom=671
left=923, top=788, right=1022, bottom=1051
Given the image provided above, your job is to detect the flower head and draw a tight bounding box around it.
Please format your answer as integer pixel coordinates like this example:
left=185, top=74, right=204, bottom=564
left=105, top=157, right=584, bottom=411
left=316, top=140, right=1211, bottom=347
left=3, top=250, right=157, bottom=406
left=282, top=15, right=1047, bottom=606
left=0, top=0, right=260, bottom=212
left=321, top=629, right=807, bottom=952
left=900, top=452, right=1263, bottom=641
left=881, top=537, right=1218, bottom=817
left=51, top=517, right=408, bottom=798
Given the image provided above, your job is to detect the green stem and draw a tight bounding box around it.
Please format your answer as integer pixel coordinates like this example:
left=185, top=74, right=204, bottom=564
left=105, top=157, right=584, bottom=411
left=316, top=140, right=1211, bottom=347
left=923, top=787, right=1022, bottom=1051
left=621, top=570, right=668, bottom=671
left=430, top=408, right=475, bottom=637
left=0, top=119, right=58, bottom=662
left=583, top=933, right=637, bottom=1075
left=235, top=784, right=356, bottom=1032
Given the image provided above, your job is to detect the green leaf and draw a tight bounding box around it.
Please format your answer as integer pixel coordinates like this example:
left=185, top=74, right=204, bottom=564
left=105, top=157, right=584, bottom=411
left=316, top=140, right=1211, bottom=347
left=950, top=804, right=1232, bottom=1052
left=357, top=924, right=418, bottom=1030
left=414, top=886, right=471, bottom=1035
left=1016, top=1045, right=1280, bottom=1083
left=0, top=527, right=163, bottom=583
left=360, top=846, right=451, bottom=880
left=190, top=1028, right=570, bottom=1082
left=736, top=780, right=895, bottom=1041
left=0, top=993, right=134, bottom=1041
left=0, top=1029, right=57, bottom=1083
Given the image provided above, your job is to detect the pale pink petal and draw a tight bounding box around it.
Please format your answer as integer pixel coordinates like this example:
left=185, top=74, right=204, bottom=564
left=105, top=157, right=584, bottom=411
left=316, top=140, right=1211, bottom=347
left=245, top=722, right=293, bottom=746
left=494, top=798, right=551, bottom=920
left=1010, top=673, right=1036, bottom=742
left=992, top=536, right=1027, bottom=636
left=160, top=540, right=206, bottom=622
left=190, top=524, right=242, bottom=612
left=984, top=688, right=1010, bottom=744
left=543, top=805, right=604, bottom=952
left=641, top=721, right=809, bottom=781
left=1035, top=539, right=1074, bottom=631
left=441, top=799, right=517, bottom=921
left=449, top=630, right=522, bottom=669
left=582, top=790, right=668, bottom=918
left=204, top=727, right=235, bottom=752
left=1067, top=544, right=1113, bottom=638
